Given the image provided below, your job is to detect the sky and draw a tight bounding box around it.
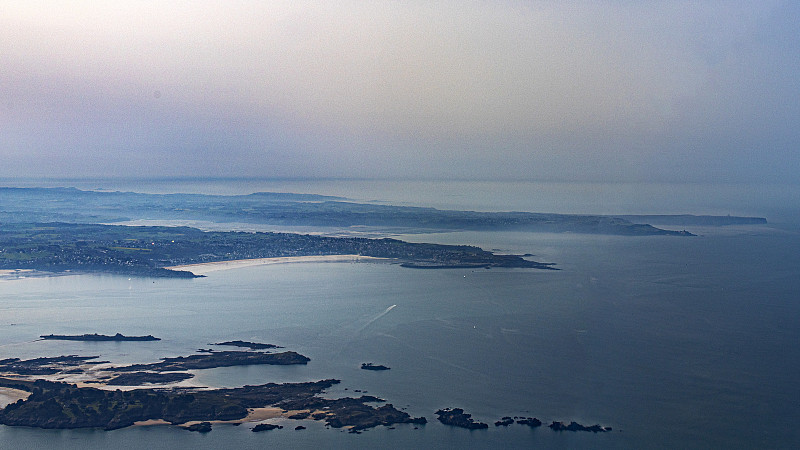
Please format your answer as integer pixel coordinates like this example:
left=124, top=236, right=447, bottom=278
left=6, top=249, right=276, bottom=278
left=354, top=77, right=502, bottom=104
left=1, top=1, right=799, bottom=183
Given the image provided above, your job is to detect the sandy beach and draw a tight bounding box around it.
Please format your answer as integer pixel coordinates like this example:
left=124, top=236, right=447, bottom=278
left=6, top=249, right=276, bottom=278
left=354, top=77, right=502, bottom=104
left=0, top=255, right=390, bottom=281
left=241, top=407, right=286, bottom=422
left=0, top=387, right=30, bottom=408
left=140, top=407, right=298, bottom=428
left=165, top=254, right=390, bottom=275
left=0, top=269, right=46, bottom=281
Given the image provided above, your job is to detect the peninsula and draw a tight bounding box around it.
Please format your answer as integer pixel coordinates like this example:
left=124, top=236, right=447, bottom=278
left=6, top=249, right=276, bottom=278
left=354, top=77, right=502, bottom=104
left=0, top=187, right=710, bottom=235
left=0, top=222, right=555, bottom=278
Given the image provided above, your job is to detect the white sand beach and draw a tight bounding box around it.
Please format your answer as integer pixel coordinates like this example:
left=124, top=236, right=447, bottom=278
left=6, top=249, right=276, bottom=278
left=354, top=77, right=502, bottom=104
left=165, top=254, right=390, bottom=275
left=0, top=256, right=391, bottom=281
left=0, top=387, right=30, bottom=408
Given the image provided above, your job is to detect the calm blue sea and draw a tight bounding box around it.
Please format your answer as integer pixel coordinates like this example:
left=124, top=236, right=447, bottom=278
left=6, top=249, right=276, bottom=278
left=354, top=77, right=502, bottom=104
left=1, top=179, right=799, bottom=449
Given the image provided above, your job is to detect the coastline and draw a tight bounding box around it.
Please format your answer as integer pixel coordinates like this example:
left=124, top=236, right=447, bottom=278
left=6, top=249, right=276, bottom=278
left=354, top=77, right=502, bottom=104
left=0, top=269, right=61, bottom=282
left=164, top=255, right=391, bottom=275
left=0, top=255, right=391, bottom=281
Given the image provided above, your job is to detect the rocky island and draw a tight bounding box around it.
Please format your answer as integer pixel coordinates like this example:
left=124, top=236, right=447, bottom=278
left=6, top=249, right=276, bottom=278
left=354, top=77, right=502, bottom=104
left=184, top=422, right=213, bottom=433
left=438, top=409, right=612, bottom=434
left=212, top=341, right=282, bottom=350
left=516, top=416, right=543, bottom=427
left=549, top=420, right=612, bottom=432
left=435, top=408, right=489, bottom=429
left=0, top=347, right=307, bottom=380
left=360, top=363, right=390, bottom=371
left=0, top=377, right=427, bottom=432
left=109, top=350, right=310, bottom=372
left=495, top=416, right=515, bottom=426
left=252, top=422, right=282, bottom=432
left=40, top=333, right=161, bottom=342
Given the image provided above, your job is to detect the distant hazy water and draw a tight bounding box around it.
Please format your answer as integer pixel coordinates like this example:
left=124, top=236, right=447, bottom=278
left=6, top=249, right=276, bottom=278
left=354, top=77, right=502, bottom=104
left=1, top=179, right=799, bottom=448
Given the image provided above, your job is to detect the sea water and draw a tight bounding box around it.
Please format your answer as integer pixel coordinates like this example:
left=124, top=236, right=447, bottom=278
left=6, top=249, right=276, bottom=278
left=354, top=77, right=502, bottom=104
left=1, top=179, right=799, bottom=449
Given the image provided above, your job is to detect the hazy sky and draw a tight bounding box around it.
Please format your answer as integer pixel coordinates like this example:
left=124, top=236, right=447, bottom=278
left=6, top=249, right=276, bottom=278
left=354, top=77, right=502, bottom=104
left=2, top=1, right=799, bottom=182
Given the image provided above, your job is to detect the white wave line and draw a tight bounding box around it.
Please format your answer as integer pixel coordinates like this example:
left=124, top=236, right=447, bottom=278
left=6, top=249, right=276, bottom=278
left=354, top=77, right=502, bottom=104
left=357, top=304, right=396, bottom=332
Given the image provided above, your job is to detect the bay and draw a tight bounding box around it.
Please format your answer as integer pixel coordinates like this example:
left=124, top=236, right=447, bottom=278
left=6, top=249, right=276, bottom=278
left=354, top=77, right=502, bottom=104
left=1, top=179, right=799, bottom=448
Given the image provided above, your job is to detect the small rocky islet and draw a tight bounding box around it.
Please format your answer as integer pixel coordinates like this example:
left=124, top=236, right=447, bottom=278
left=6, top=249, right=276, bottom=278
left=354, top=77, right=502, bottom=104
left=184, top=422, right=212, bottom=433
left=211, top=340, right=282, bottom=350
left=252, top=423, right=283, bottom=432
left=360, top=362, right=390, bottom=371
left=435, top=408, right=488, bottom=429
left=436, top=408, right=610, bottom=433
left=40, top=333, right=161, bottom=342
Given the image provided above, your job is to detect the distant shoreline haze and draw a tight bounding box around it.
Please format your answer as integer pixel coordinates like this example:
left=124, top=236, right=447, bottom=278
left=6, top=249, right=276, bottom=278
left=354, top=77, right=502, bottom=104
left=0, top=186, right=763, bottom=234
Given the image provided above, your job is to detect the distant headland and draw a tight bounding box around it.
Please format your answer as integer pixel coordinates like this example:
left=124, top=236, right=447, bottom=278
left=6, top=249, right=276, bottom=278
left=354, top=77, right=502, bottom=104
left=0, top=186, right=720, bottom=236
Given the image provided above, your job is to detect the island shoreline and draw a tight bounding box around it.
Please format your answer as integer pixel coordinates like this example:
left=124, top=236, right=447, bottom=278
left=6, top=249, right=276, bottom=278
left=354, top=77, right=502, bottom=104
left=164, top=255, right=392, bottom=275
left=0, top=255, right=393, bottom=281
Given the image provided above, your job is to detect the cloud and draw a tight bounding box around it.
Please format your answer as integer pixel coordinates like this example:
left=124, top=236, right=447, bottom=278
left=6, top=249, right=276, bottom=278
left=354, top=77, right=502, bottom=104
left=1, top=1, right=798, bottom=182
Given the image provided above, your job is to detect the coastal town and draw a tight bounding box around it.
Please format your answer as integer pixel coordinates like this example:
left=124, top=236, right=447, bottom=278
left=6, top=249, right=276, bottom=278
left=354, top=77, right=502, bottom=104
left=0, top=222, right=555, bottom=278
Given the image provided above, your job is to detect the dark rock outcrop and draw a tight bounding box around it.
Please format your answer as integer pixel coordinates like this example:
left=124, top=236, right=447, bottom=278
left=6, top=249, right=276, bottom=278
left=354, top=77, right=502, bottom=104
left=516, top=416, right=542, bottom=427
left=435, top=408, right=488, bottom=429
left=495, top=416, right=514, bottom=426
left=360, top=363, right=390, bottom=371
left=549, top=421, right=611, bottom=432
left=212, top=341, right=282, bottom=350
left=252, top=423, right=283, bottom=432
left=41, top=333, right=160, bottom=342
left=110, top=350, right=310, bottom=372
left=106, top=372, right=194, bottom=386
left=185, top=422, right=212, bottom=433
